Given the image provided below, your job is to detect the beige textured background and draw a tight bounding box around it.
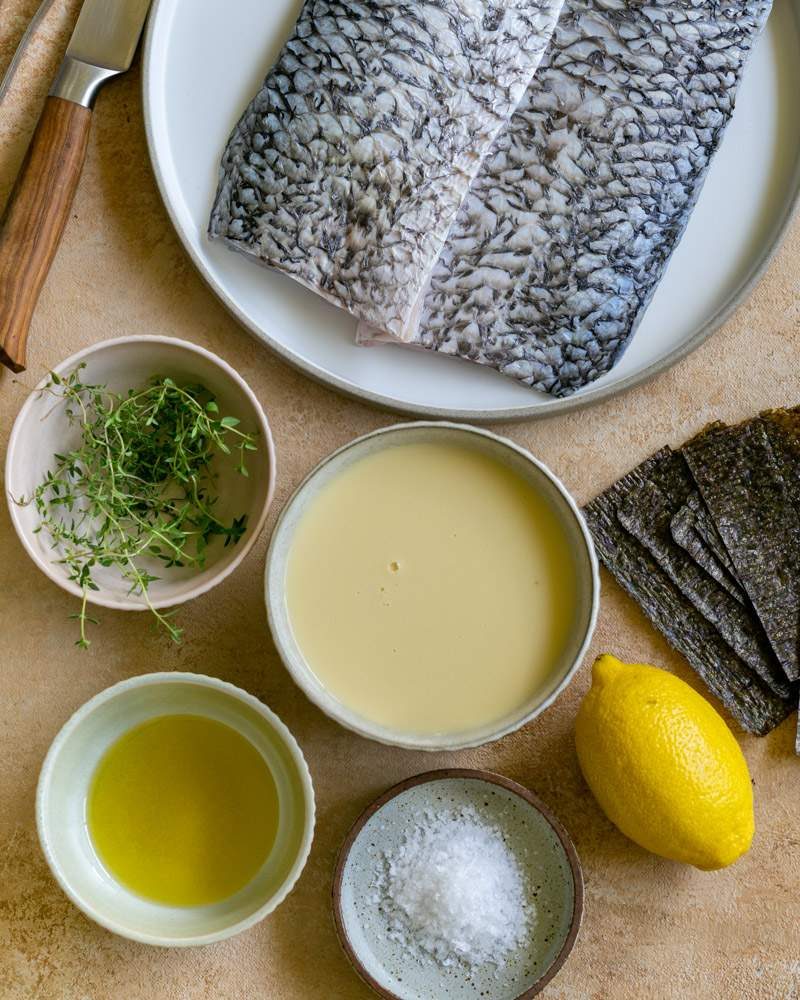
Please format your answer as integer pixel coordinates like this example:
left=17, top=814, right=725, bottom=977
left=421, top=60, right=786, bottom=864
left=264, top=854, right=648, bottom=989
left=1, top=3, right=799, bottom=998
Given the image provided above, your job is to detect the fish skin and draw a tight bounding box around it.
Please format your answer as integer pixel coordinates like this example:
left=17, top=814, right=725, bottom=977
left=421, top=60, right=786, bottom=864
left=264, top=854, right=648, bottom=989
left=209, top=0, right=565, bottom=339
left=360, top=0, right=772, bottom=395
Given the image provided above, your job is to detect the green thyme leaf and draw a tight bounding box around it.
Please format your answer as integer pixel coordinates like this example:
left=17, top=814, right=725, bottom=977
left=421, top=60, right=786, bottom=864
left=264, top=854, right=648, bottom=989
left=26, top=370, right=258, bottom=648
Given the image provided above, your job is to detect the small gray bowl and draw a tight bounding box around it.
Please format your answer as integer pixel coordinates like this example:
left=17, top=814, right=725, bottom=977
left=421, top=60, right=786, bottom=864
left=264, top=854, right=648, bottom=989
left=332, top=769, right=584, bottom=1000
left=265, top=421, right=599, bottom=751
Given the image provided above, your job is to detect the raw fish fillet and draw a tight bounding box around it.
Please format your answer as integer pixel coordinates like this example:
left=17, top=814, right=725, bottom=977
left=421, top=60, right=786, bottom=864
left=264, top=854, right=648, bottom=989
left=209, top=0, right=564, bottom=339
left=359, top=0, right=772, bottom=396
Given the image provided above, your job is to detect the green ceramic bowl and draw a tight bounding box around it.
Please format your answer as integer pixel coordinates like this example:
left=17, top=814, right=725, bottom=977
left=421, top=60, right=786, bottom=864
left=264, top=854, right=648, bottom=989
left=37, top=672, right=315, bottom=946
left=333, top=769, right=583, bottom=999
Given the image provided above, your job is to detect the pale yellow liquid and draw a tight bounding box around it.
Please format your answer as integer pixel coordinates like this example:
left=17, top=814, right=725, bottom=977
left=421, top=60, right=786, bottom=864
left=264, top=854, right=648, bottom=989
left=87, top=715, right=279, bottom=906
left=286, top=441, right=578, bottom=736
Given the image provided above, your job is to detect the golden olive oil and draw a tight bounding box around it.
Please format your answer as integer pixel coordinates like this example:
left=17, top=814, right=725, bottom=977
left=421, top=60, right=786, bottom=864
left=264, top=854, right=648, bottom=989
left=87, top=714, right=279, bottom=906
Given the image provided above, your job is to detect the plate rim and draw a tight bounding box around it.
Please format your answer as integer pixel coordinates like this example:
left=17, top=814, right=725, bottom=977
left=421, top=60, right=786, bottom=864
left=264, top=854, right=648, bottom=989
left=141, top=0, right=800, bottom=423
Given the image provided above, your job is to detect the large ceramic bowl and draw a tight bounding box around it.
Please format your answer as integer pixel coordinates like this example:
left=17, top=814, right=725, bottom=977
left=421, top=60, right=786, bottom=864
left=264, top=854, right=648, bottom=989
left=37, top=672, right=315, bottom=946
left=6, top=335, right=275, bottom=612
left=266, top=422, right=599, bottom=750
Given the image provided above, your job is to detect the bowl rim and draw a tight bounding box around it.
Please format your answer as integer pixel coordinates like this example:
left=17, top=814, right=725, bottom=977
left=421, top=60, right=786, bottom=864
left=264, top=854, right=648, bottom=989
left=5, top=335, right=277, bottom=611
left=331, top=768, right=585, bottom=1000
left=35, top=670, right=316, bottom=947
left=265, top=420, right=600, bottom=751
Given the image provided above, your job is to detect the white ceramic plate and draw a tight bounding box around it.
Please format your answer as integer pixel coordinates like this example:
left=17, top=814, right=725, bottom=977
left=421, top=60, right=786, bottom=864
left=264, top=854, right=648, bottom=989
left=143, top=0, right=800, bottom=421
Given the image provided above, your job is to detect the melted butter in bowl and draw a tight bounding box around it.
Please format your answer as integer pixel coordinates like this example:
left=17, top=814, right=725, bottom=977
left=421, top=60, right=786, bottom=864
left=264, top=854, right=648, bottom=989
left=267, top=424, right=598, bottom=750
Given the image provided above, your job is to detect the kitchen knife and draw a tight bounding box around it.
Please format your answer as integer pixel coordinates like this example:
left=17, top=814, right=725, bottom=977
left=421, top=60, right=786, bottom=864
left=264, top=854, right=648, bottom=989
left=0, top=0, right=152, bottom=373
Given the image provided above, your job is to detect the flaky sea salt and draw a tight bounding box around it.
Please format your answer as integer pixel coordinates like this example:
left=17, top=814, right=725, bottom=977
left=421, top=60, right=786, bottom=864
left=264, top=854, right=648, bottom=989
left=373, top=805, right=534, bottom=969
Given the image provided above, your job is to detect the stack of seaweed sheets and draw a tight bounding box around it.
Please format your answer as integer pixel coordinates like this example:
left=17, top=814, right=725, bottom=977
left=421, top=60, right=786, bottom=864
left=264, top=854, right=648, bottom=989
left=584, top=407, right=800, bottom=747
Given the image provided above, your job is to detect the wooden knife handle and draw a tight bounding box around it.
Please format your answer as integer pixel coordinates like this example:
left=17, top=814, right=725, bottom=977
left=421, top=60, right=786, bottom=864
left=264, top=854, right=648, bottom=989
left=0, top=96, right=91, bottom=373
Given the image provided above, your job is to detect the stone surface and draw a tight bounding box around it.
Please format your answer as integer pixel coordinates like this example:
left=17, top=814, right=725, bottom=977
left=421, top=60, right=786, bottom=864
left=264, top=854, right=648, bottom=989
left=0, top=4, right=798, bottom=998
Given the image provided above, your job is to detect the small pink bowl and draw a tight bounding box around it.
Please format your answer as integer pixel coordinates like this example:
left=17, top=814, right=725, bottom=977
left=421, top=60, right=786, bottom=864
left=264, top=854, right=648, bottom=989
left=6, top=335, right=275, bottom=612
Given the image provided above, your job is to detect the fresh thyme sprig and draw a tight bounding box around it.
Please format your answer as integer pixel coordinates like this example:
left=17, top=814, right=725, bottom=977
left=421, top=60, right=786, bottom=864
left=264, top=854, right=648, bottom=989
left=20, top=364, right=258, bottom=648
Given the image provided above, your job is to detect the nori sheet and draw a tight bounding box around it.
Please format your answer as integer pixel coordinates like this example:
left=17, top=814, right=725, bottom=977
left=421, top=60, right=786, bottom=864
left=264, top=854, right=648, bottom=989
left=671, top=501, right=747, bottom=605
left=761, top=407, right=800, bottom=752
left=685, top=491, right=743, bottom=586
left=762, top=407, right=800, bottom=514
left=618, top=451, right=791, bottom=698
left=683, top=420, right=800, bottom=683
left=673, top=422, right=747, bottom=599
left=583, top=452, right=793, bottom=735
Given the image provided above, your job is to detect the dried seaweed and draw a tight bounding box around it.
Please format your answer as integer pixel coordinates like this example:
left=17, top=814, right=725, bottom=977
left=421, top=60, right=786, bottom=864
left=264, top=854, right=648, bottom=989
left=671, top=503, right=746, bottom=604
left=760, top=407, right=800, bottom=754
left=677, top=423, right=744, bottom=587
left=683, top=421, right=800, bottom=683
left=618, top=451, right=791, bottom=698
left=584, top=452, right=793, bottom=735
left=762, top=407, right=800, bottom=514
left=685, top=492, right=743, bottom=586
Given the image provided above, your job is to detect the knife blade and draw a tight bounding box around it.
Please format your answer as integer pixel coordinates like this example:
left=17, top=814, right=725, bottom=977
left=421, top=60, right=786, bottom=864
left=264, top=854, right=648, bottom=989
left=52, top=0, right=153, bottom=108
left=0, top=0, right=153, bottom=373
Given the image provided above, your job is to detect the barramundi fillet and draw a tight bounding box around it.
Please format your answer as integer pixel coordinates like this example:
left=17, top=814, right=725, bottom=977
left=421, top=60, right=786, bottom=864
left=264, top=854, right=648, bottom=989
left=209, top=0, right=565, bottom=340
left=358, top=0, right=772, bottom=396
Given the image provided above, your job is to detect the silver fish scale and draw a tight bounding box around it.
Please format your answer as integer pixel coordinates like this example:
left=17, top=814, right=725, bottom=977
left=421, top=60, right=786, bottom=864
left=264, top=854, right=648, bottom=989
left=209, top=0, right=564, bottom=339
left=405, top=0, right=772, bottom=396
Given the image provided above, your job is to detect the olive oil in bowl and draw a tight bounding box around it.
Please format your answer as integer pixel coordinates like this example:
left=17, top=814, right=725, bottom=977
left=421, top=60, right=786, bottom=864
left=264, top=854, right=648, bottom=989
left=88, top=714, right=280, bottom=907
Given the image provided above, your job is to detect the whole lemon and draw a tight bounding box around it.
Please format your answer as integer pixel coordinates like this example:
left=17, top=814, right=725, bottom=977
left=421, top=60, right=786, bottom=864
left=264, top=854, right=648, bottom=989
left=575, top=654, right=754, bottom=870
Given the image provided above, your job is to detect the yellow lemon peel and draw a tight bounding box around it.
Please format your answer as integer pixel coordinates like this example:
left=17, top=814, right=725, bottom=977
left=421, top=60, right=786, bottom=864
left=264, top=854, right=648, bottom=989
left=575, top=654, right=754, bottom=870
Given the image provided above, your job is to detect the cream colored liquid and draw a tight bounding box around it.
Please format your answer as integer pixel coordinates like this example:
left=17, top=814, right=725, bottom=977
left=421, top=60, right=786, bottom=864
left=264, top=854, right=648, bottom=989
left=286, top=441, right=578, bottom=736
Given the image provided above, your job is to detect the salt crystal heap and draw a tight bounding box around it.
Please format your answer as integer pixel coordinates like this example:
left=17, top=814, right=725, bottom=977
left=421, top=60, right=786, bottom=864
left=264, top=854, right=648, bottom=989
left=374, top=805, right=534, bottom=969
